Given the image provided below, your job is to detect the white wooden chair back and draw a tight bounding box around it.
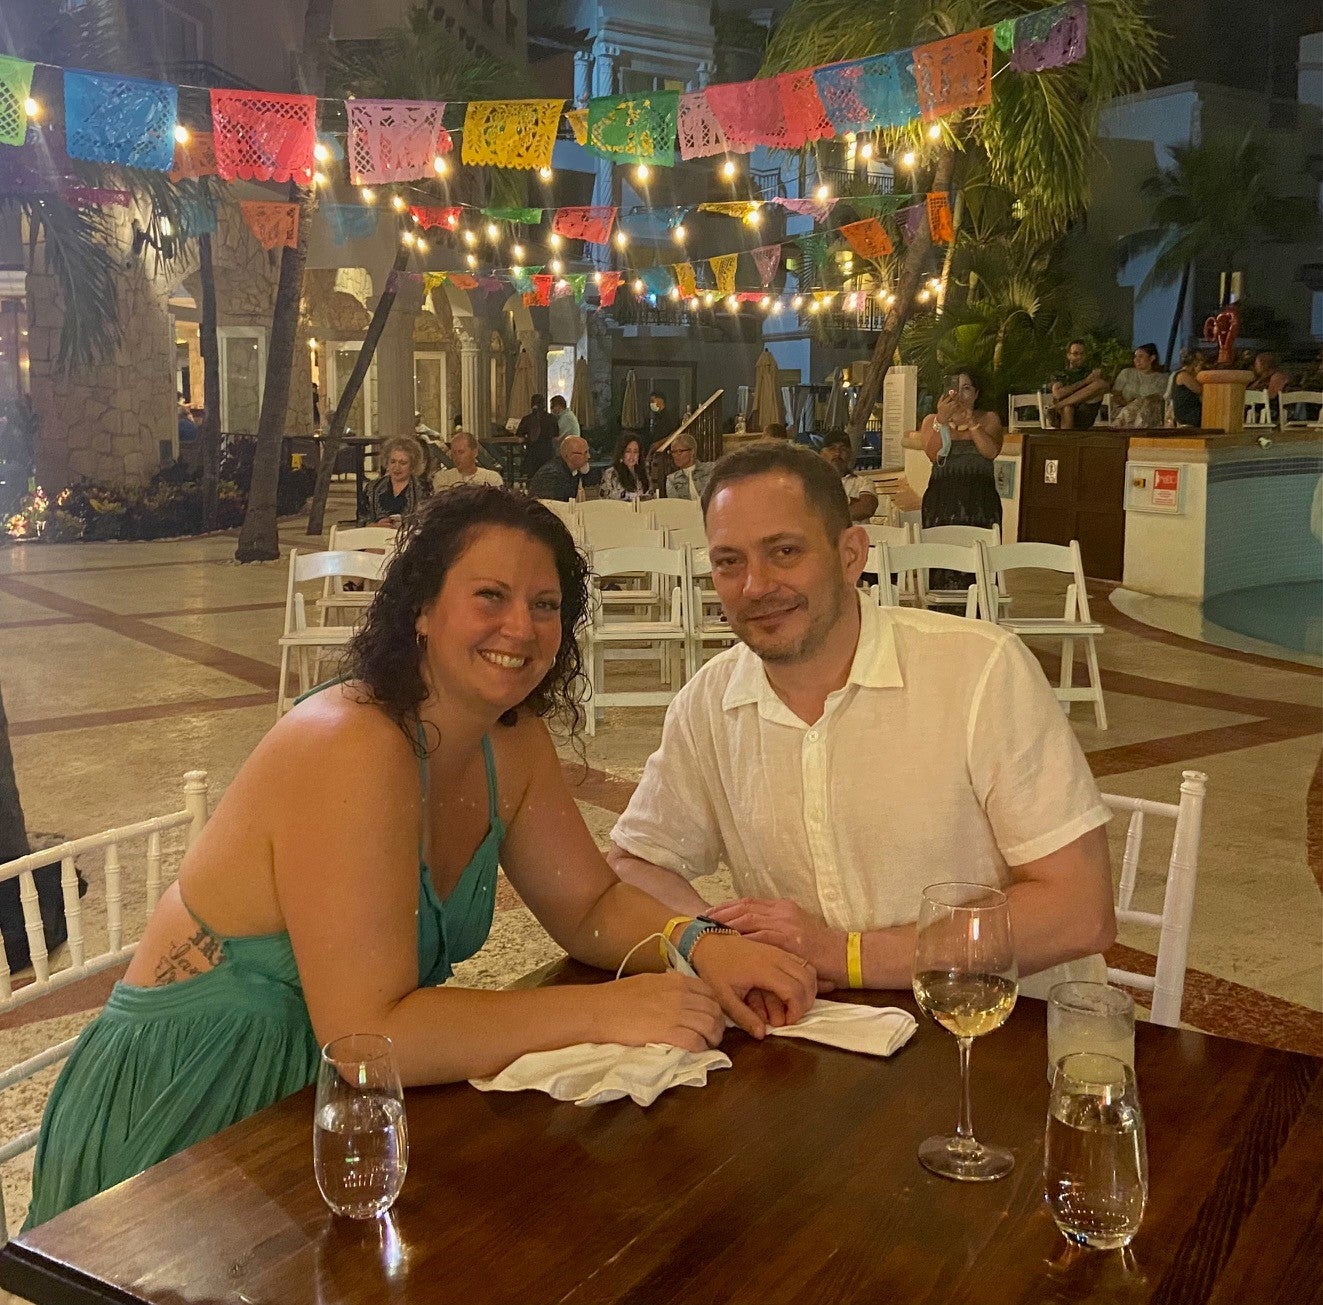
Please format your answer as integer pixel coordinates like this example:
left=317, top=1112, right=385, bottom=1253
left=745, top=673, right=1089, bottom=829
left=0, top=771, right=210, bottom=1241
left=284, top=549, right=389, bottom=635
left=538, top=497, right=579, bottom=526
left=582, top=517, right=665, bottom=551
left=1278, top=390, right=1323, bottom=429
left=1103, top=771, right=1208, bottom=1027
left=982, top=539, right=1092, bottom=623
left=646, top=498, right=704, bottom=532
left=590, top=545, right=687, bottom=626
left=1242, top=389, right=1273, bottom=428
left=668, top=523, right=709, bottom=549
left=579, top=498, right=638, bottom=525
left=878, top=540, right=989, bottom=618
left=326, top=524, right=398, bottom=554
left=1008, top=392, right=1048, bottom=430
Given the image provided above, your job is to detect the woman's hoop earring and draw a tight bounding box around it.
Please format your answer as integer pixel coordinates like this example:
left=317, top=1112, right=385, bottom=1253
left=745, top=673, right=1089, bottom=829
left=416, top=632, right=428, bottom=654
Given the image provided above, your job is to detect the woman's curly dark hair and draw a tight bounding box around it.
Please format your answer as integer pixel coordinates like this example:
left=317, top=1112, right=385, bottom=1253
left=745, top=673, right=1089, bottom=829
left=342, top=484, right=591, bottom=750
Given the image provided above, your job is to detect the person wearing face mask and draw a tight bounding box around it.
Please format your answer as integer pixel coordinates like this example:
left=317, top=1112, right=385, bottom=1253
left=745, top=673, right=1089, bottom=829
left=642, top=391, right=678, bottom=454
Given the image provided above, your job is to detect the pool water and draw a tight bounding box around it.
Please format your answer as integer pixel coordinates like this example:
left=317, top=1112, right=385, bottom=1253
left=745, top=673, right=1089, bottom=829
left=1202, top=582, right=1323, bottom=657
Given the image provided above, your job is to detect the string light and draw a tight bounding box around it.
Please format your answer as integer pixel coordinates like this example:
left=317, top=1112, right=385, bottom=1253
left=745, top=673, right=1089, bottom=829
left=668, top=286, right=681, bottom=301
left=760, top=294, right=772, bottom=309
left=308, top=337, right=317, bottom=350
left=314, top=142, right=331, bottom=163
left=466, top=253, right=479, bottom=268
left=744, top=208, right=761, bottom=227
left=433, top=155, right=448, bottom=175
left=462, top=229, right=477, bottom=245
left=173, top=124, right=189, bottom=144
left=548, top=232, right=563, bottom=250
left=815, top=183, right=830, bottom=201
left=538, top=166, right=553, bottom=181
left=401, top=230, right=416, bottom=246
left=614, top=230, right=629, bottom=249
left=885, top=292, right=897, bottom=306
left=411, top=211, right=421, bottom=223
left=550, top=258, right=563, bottom=275
left=485, top=222, right=500, bottom=241
left=807, top=300, right=821, bottom=315
left=688, top=297, right=700, bottom=310
left=703, top=292, right=715, bottom=306
left=391, top=194, right=406, bottom=212
left=859, top=140, right=874, bottom=160
left=900, top=150, right=917, bottom=169
left=312, top=171, right=328, bottom=187
left=635, top=163, right=650, bottom=183
left=416, top=237, right=428, bottom=253
left=726, top=294, right=739, bottom=311
left=593, top=271, right=603, bottom=285
left=791, top=294, right=803, bottom=309
left=917, top=288, right=932, bottom=302
left=927, top=277, right=941, bottom=292
left=360, top=187, right=376, bottom=203
left=632, top=278, right=645, bottom=294
left=24, top=97, right=39, bottom=119
left=672, top=224, right=687, bottom=243
left=722, top=159, right=738, bottom=179
left=512, top=243, right=526, bottom=259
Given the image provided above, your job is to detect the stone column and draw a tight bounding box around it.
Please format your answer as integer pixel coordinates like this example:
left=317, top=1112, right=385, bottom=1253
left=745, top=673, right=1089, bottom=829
left=373, top=273, right=421, bottom=439
left=696, top=60, right=713, bottom=90
left=457, top=323, right=486, bottom=437
left=573, top=50, right=593, bottom=108
left=518, top=326, right=547, bottom=399
left=590, top=43, right=618, bottom=242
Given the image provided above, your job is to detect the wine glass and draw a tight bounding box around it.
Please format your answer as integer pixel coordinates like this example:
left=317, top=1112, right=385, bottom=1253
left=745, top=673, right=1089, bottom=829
left=314, top=1033, right=409, bottom=1219
left=912, top=882, right=1019, bottom=1181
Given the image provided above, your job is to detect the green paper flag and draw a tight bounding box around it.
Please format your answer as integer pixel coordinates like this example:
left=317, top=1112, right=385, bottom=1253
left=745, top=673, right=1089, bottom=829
left=993, top=18, right=1017, bottom=51
left=482, top=207, right=544, bottom=224
left=568, top=273, right=588, bottom=303
left=0, top=54, right=36, bottom=147
left=587, top=91, right=679, bottom=167
left=508, top=265, right=544, bottom=294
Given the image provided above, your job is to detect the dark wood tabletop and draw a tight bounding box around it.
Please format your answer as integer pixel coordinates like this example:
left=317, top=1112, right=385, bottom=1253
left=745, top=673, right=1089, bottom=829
left=3, top=961, right=1320, bottom=1305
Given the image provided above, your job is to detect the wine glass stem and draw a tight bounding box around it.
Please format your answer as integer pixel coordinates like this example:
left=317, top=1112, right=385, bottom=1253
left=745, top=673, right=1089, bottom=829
left=956, top=1036, right=976, bottom=1145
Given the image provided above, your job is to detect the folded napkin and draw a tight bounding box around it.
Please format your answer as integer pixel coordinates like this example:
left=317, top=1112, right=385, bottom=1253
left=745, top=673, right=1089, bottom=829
left=469, top=1000, right=915, bottom=1108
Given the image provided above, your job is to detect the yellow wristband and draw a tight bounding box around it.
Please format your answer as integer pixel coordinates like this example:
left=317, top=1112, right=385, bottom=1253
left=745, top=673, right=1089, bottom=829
left=659, top=917, right=693, bottom=965
left=846, top=932, right=864, bottom=989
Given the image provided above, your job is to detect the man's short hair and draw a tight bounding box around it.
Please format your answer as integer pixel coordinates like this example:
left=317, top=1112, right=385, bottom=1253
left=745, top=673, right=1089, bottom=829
left=1067, top=339, right=1086, bottom=351
left=530, top=393, right=546, bottom=408
left=820, top=432, right=851, bottom=455
left=671, top=433, right=697, bottom=453
left=701, top=442, right=851, bottom=540
left=549, top=395, right=566, bottom=409
left=450, top=429, right=477, bottom=451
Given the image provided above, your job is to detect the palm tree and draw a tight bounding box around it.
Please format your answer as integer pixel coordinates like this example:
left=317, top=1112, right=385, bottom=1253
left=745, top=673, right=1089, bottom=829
left=1116, top=132, right=1316, bottom=365
left=760, top=0, right=1157, bottom=447
left=303, top=7, right=522, bottom=534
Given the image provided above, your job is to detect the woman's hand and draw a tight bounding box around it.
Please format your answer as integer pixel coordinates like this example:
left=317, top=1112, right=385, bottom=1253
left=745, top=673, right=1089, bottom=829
left=935, top=393, right=958, bottom=425
left=589, top=972, right=725, bottom=1053
left=686, top=931, right=818, bottom=1039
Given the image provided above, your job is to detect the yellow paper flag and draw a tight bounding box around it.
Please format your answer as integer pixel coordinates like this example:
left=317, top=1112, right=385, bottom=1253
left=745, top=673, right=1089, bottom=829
left=674, top=262, right=697, bottom=297
left=709, top=253, right=738, bottom=295
left=698, top=200, right=763, bottom=221
left=461, top=99, right=562, bottom=170
left=565, top=108, right=588, bottom=146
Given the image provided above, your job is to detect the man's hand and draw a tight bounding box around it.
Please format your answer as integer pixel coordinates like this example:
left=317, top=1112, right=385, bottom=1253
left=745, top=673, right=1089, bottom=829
left=687, top=933, right=818, bottom=1037
left=706, top=897, right=843, bottom=987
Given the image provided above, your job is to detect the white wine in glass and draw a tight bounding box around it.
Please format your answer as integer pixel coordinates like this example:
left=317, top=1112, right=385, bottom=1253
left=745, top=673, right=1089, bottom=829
left=912, top=882, right=1018, bottom=1182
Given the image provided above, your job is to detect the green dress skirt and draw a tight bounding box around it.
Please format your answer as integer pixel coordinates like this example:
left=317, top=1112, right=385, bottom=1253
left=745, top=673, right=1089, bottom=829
left=24, top=730, right=504, bottom=1228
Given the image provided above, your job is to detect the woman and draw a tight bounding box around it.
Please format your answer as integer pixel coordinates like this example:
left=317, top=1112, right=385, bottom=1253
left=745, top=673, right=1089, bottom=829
left=912, top=370, right=1004, bottom=594
left=26, top=487, right=814, bottom=1226
left=360, top=435, right=430, bottom=525
left=1110, top=344, right=1167, bottom=429
left=1166, top=350, right=1203, bottom=427
left=599, top=432, right=651, bottom=501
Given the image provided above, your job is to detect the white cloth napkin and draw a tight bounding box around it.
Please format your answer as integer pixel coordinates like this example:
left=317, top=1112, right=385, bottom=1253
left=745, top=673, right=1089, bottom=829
left=469, top=999, right=916, bottom=1108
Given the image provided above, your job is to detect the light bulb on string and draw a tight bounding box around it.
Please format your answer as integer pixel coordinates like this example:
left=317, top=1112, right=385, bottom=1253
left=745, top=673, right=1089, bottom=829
left=635, top=163, right=650, bottom=183
left=433, top=155, right=448, bottom=175
left=360, top=187, right=376, bottom=204
left=688, top=297, right=700, bottom=310
left=550, top=258, right=563, bottom=275
left=24, top=97, right=39, bottom=119
left=672, top=224, right=687, bottom=243
left=538, top=166, right=553, bottom=181
left=314, top=142, right=330, bottom=163
left=859, top=140, right=874, bottom=161
left=401, top=230, right=416, bottom=247
left=391, top=194, right=406, bottom=212
left=632, top=278, right=645, bottom=294
left=900, top=150, right=917, bottom=169
left=173, top=124, right=189, bottom=145
left=791, top=294, right=803, bottom=309
left=721, top=158, right=737, bottom=180
left=548, top=232, right=563, bottom=250
left=917, top=288, right=931, bottom=303
left=485, top=222, right=500, bottom=241
left=815, top=183, right=830, bottom=201
left=669, top=286, right=680, bottom=301
left=462, top=229, right=477, bottom=246
left=726, top=295, right=739, bottom=312
left=884, top=293, right=897, bottom=306
left=512, top=243, right=526, bottom=260
left=593, top=271, right=603, bottom=285
left=927, top=277, right=941, bottom=292
left=466, top=253, right=478, bottom=269
left=312, top=171, right=328, bottom=188
left=614, top=230, right=629, bottom=250
left=703, top=292, right=715, bottom=306
left=416, top=237, right=429, bottom=254
left=760, top=295, right=771, bottom=310
left=411, top=211, right=421, bottom=224
left=744, top=207, right=761, bottom=227
left=927, top=122, right=942, bottom=141
left=807, top=300, right=821, bottom=315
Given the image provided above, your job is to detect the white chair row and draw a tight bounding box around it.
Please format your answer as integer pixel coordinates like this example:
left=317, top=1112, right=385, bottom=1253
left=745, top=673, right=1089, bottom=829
left=579, top=543, right=737, bottom=734
left=876, top=535, right=1107, bottom=729
left=0, top=772, right=210, bottom=1241
left=539, top=496, right=704, bottom=546
left=1008, top=392, right=1114, bottom=430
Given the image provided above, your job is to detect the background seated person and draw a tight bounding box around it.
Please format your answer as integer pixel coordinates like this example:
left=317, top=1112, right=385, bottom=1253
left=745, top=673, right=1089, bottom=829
left=599, top=433, right=652, bottom=501
left=1110, top=344, right=1167, bottom=428
left=433, top=429, right=504, bottom=491
left=818, top=432, right=879, bottom=522
left=1166, top=351, right=1204, bottom=427
left=1049, top=340, right=1109, bottom=430
left=608, top=443, right=1115, bottom=1002
left=527, top=435, right=589, bottom=502
left=24, top=487, right=815, bottom=1227
left=665, top=433, right=714, bottom=500
left=550, top=394, right=580, bottom=443
left=360, top=435, right=430, bottom=526
left=1249, top=351, right=1291, bottom=419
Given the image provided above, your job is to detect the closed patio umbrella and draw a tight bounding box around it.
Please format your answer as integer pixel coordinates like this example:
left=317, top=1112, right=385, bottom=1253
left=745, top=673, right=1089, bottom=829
left=508, top=347, right=535, bottom=422
left=750, top=349, right=784, bottom=433
left=490, top=346, right=508, bottom=428
left=620, top=369, right=640, bottom=430
left=571, top=355, right=594, bottom=428
left=824, top=368, right=851, bottom=431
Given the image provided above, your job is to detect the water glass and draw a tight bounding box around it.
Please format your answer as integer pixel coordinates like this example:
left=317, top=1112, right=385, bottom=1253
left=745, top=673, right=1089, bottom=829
left=1047, top=982, right=1135, bottom=1082
left=314, top=1033, right=409, bottom=1220
left=1045, top=1052, right=1148, bottom=1250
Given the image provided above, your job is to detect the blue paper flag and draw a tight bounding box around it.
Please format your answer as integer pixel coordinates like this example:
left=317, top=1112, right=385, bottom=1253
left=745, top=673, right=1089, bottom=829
left=177, top=196, right=217, bottom=237
left=63, top=70, right=177, bottom=172
left=323, top=203, right=380, bottom=245
left=640, top=265, right=676, bottom=297
left=813, top=51, right=920, bottom=134
left=619, top=207, right=689, bottom=241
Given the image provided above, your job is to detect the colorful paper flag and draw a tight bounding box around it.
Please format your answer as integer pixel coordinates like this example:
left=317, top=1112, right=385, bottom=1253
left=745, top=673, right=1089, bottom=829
left=898, top=204, right=927, bottom=243
left=677, top=89, right=748, bottom=161
left=552, top=206, right=617, bottom=244
left=212, top=89, right=317, bottom=185
left=482, top=206, right=543, bottom=224
left=698, top=201, right=763, bottom=221
left=423, top=271, right=449, bottom=295
left=168, top=132, right=217, bottom=181
left=461, top=100, right=561, bottom=171
left=347, top=99, right=447, bottom=184
left=709, top=253, right=738, bottom=296
left=0, top=55, right=36, bottom=147
left=531, top=272, right=554, bottom=306
left=64, top=71, right=177, bottom=171
left=640, top=266, right=676, bottom=298
left=702, top=78, right=784, bottom=151
left=1009, top=0, right=1088, bottom=73
left=926, top=192, right=954, bottom=243
left=773, top=70, right=834, bottom=148
left=674, top=262, right=697, bottom=297
left=449, top=274, right=481, bottom=291
left=239, top=200, right=300, bottom=250
left=752, top=244, right=782, bottom=286
left=841, top=218, right=894, bottom=259
left=410, top=205, right=462, bottom=231
left=912, top=29, right=994, bottom=121
left=565, top=108, right=589, bottom=146
left=597, top=270, right=622, bottom=306
left=587, top=91, right=679, bottom=167
left=812, top=51, right=920, bottom=134
left=773, top=196, right=836, bottom=223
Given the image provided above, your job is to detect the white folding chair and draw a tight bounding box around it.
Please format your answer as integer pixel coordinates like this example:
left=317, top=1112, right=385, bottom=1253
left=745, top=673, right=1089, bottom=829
left=1242, top=389, right=1273, bottom=428
left=1104, top=771, right=1208, bottom=1027
left=668, top=523, right=709, bottom=549
left=0, top=771, right=210, bottom=1241
left=685, top=546, right=737, bottom=677
left=1279, top=389, right=1323, bottom=430
left=982, top=539, right=1107, bottom=729
left=318, top=524, right=398, bottom=624
left=1008, top=392, right=1049, bottom=430
left=579, top=498, right=638, bottom=527
left=863, top=523, right=916, bottom=602
left=646, top=498, right=704, bottom=533
left=1098, top=393, right=1115, bottom=426
left=920, top=524, right=1009, bottom=615
left=277, top=549, right=389, bottom=716
left=877, top=540, right=990, bottom=619
left=581, top=545, right=690, bottom=735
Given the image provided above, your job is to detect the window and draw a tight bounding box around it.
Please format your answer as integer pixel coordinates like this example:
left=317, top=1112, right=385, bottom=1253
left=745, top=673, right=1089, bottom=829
left=217, top=328, right=265, bottom=434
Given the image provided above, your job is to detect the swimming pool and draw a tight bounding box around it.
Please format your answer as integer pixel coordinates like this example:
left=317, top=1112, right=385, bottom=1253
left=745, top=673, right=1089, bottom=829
left=1202, top=581, right=1323, bottom=658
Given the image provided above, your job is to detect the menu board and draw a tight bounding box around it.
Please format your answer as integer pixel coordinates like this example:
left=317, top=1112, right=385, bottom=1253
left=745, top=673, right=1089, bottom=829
left=881, top=365, right=917, bottom=471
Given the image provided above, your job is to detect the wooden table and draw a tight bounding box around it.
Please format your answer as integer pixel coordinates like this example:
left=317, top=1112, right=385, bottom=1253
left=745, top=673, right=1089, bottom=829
left=3, top=964, right=1319, bottom=1305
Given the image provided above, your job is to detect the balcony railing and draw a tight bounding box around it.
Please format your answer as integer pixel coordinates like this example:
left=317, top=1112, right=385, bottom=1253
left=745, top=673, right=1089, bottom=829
left=815, top=165, right=895, bottom=196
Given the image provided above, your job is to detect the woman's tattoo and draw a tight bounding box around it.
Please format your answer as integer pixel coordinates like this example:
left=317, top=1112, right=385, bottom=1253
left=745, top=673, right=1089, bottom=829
left=152, top=929, right=223, bottom=985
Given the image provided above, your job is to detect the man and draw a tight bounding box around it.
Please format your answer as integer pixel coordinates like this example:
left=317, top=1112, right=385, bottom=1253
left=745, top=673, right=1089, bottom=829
left=1249, top=352, right=1291, bottom=418
left=527, top=434, right=589, bottom=501
left=549, top=394, right=580, bottom=444
left=608, top=442, right=1115, bottom=995
left=818, top=433, right=879, bottom=522
left=665, top=433, right=714, bottom=500
left=642, top=391, right=678, bottom=454
left=516, top=394, right=560, bottom=478
left=432, top=429, right=504, bottom=491
left=1049, top=341, right=1109, bottom=430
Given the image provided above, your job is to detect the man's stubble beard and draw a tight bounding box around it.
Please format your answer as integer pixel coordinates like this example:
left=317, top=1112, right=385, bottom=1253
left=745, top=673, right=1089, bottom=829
left=731, top=576, right=849, bottom=665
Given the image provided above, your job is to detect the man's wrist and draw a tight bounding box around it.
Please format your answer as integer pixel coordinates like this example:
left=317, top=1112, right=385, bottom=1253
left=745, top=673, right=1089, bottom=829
left=815, top=928, right=851, bottom=986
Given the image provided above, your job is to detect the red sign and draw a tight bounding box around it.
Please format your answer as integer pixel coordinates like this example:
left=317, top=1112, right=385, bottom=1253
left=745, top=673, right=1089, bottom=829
left=1153, top=466, right=1179, bottom=507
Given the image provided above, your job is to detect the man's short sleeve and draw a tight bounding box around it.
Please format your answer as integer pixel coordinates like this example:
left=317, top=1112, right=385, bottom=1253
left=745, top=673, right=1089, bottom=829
left=967, top=636, right=1110, bottom=866
left=611, top=698, right=724, bottom=880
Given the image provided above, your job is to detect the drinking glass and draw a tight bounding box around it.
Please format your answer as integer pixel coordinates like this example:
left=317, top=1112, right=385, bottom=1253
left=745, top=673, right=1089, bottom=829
left=1047, top=982, right=1135, bottom=1082
left=314, top=1033, right=409, bottom=1219
left=1046, top=1052, right=1148, bottom=1249
left=912, top=882, right=1019, bottom=1181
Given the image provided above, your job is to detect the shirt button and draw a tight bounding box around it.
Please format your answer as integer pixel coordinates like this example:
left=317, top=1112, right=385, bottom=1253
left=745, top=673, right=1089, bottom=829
left=807, top=730, right=818, bottom=742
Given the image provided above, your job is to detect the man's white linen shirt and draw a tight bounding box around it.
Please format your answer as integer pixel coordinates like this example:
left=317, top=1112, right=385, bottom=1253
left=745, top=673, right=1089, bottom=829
left=433, top=466, right=504, bottom=491
left=840, top=471, right=872, bottom=505
left=612, top=594, right=1111, bottom=942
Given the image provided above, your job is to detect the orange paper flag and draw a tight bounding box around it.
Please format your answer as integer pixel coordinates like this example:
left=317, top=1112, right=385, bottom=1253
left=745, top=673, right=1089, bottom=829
left=239, top=200, right=300, bottom=250
left=926, top=193, right=954, bottom=244
left=840, top=217, right=894, bottom=259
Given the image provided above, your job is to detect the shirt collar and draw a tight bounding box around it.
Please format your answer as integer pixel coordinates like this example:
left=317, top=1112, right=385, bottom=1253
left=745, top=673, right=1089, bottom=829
left=721, top=590, right=904, bottom=716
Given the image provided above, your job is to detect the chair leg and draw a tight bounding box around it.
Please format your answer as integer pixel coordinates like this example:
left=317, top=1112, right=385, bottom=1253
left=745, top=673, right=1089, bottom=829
left=1085, top=634, right=1108, bottom=730
left=1058, top=636, right=1075, bottom=715
left=277, top=646, right=291, bottom=718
